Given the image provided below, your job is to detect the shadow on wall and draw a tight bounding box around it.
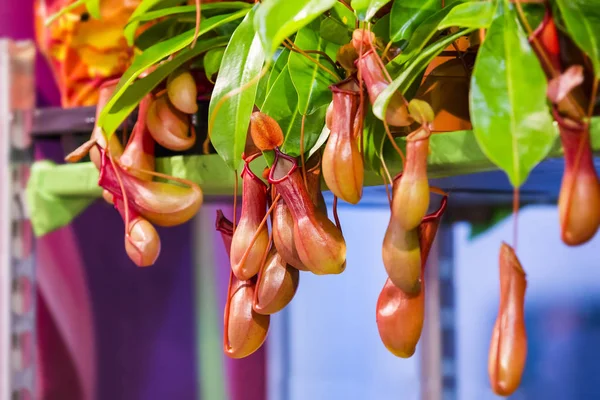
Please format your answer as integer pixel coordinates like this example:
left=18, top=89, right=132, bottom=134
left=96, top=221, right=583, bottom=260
left=455, top=205, right=600, bottom=400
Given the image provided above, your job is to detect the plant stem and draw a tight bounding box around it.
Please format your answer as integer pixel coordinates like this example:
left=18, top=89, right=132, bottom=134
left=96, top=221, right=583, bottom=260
left=514, top=1, right=587, bottom=120
left=303, top=50, right=339, bottom=73
left=233, top=172, right=238, bottom=229
left=237, top=194, right=281, bottom=269
left=283, top=39, right=340, bottom=80
left=380, top=167, right=392, bottom=208
left=383, top=121, right=406, bottom=166
left=300, top=113, right=308, bottom=190
left=587, top=78, right=599, bottom=118
left=333, top=196, right=342, bottom=233
left=190, top=0, right=202, bottom=49
left=512, top=186, right=519, bottom=252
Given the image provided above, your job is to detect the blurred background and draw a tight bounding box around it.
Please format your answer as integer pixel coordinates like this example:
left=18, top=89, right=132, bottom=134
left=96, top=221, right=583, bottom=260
left=2, top=1, right=600, bottom=399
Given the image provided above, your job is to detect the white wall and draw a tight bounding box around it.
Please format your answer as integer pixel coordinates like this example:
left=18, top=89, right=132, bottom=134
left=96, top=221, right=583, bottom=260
left=454, top=205, right=600, bottom=400
left=268, top=201, right=420, bottom=400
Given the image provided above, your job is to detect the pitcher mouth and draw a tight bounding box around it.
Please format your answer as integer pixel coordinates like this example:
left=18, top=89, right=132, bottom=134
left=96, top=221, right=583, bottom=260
left=215, top=209, right=233, bottom=235
left=268, top=148, right=298, bottom=184
left=329, top=75, right=361, bottom=95
left=552, top=107, right=586, bottom=131
left=421, top=196, right=448, bottom=223
left=241, top=155, right=268, bottom=188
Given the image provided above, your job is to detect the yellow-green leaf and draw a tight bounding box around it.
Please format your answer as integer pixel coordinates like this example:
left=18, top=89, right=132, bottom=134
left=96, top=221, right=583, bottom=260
left=469, top=0, right=557, bottom=187
left=254, top=0, right=337, bottom=57
left=209, top=9, right=266, bottom=170
left=555, top=0, right=600, bottom=79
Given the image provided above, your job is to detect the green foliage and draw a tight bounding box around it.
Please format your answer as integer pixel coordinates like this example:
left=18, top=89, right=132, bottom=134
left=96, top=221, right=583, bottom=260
left=45, top=0, right=101, bottom=26
left=351, top=0, right=392, bottom=22
left=555, top=0, right=600, bottom=79
left=374, top=29, right=473, bottom=122
left=203, top=47, right=225, bottom=83
left=50, top=0, right=600, bottom=193
left=101, top=36, right=228, bottom=139
left=362, top=109, right=387, bottom=174
left=99, top=9, right=249, bottom=136
left=320, top=17, right=352, bottom=45
left=124, top=0, right=185, bottom=45
left=254, top=0, right=338, bottom=57
left=387, top=1, right=465, bottom=74
left=438, top=1, right=494, bottom=30
left=390, top=0, right=440, bottom=44
left=208, top=8, right=266, bottom=171
left=470, top=0, right=557, bottom=187
left=262, top=66, right=329, bottom=157
left=288, top=20, right=341, bottom=115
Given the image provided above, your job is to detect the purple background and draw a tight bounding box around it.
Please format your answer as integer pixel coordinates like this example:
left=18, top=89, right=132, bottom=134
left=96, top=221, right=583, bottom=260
left=35, top=139, right=198, bottom=400
left=3, top=1, right=267, bottom=399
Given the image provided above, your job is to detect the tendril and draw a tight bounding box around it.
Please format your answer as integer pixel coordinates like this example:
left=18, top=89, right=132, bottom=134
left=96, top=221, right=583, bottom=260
left=383, top=121, right=406, bottom=166
left=513, top=185, right=519, bottom=252
left=283, top=39, right=341, bottom=80
left=190, top=0, right=202, bottom=49
left=300, top=113, right=309, bottom=189
left=380, top=166, right=392, bottom=208
left=237, top=194, right=281, bottom=269
left=333, top=195, right=342, bottom=233
left=231, top=172, right=237, bottom=230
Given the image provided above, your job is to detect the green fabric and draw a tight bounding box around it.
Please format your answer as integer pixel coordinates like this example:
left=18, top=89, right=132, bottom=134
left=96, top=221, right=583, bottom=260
left=27, top=161, right=102, bottom=236
left=27, top=118, right=600, bottom=237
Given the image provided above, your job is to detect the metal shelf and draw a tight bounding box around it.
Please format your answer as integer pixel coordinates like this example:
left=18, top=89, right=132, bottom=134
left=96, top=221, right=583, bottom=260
left=31, top=105, right=600, bottom=203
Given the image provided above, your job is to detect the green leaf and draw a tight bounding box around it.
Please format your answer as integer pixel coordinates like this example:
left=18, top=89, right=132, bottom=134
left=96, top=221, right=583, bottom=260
left=126, top=2, right=251, bottom=28
left=125, top=0, right=184, bottom=45
left=374, top=29, right=473, bottom=122
left=254, top=0, right=337, bottom=57
left=372, top=13, right=390, bottom=43
left=286, top=105, right=329, bottom=156
left=387, top=2, right=464, bottom=75
left=209, top=9, right=266, bottom=171
left=307, top=125, right=331, bottom=159
left=438, top=1, right=494, bottom=30
left=330, top=1, right=357, bottom=30
left=522, top=4, right=546, bottom=31
left=101, top=37, right=228, bottom=138
left=99, top=9, right=250, bottom=135
left=204, top=47, right=225, bottom=82
left=134, top=18, right=177, bottom=51
left=45, top=0, right=101, bottom=26
left=469, top=0, right=557, bottom=187
left=320, top=17, right=351, bottom=45
left=363, top=109, right=386, bottom=173
left=256, top=49, right=290, bottom=108
left=390, top=0, right=440, bottom=44
left=555, top=0, right=600, bottom=79
left=351, top=0, right=392, bottom=22
left=85, top=0, right=100, bottom=19
left=289, top=20, right=340, bottom=115
left=262, top=66, right=328, bottom=156
left=255, top=74, right=270, bottom=110
left=267, top=49, right=291, bottom=92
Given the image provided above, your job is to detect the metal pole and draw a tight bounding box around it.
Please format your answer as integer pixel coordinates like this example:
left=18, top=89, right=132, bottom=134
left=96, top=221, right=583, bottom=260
left=0, top=39, right=36, bottom=400
left=420, top=222, right=456, bottom=400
